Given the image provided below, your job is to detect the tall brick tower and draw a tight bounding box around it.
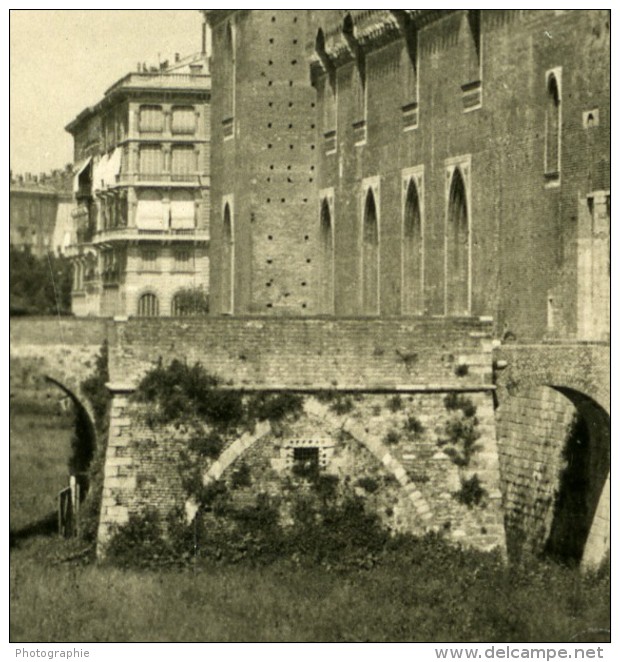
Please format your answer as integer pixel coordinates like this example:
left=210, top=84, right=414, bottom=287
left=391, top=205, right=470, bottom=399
left=205, top=10, right=318, bottom=315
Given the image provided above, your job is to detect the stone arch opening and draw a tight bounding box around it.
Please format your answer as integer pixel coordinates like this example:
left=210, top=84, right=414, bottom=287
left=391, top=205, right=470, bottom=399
left=498, top=383, right=609, bottom=567
left=403, top=178, right=423, bottom=314
left=362, top=188, right=379, bottom=315
left=446, top=167, right=469, bottom=315
left=44, top=376, right=97, bottom=476
left=545, top=386, right=610, bottom=566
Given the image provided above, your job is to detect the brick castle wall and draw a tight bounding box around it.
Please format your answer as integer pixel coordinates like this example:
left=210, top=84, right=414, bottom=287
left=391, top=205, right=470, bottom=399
left=108, top=316, right=494, bottom=389
left=311, top=10, right=609, bottom=338
left=209, top=10, right=319, bottom=315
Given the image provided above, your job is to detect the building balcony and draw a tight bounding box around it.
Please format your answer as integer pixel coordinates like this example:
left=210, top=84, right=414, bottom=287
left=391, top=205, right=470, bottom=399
left=92, top=227, right=210, bottom=245
left=115, top=173, right=206, bottom=186
left=105, top=72, right=210, bottom=95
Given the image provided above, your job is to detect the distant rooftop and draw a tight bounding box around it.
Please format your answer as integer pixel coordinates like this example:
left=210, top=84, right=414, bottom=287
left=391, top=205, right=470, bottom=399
left=10, top=165, right=74, bottom=195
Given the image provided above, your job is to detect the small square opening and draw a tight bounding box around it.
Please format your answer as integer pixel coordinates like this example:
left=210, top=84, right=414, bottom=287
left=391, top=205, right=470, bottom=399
left=292, top=447, right=319, bottom=478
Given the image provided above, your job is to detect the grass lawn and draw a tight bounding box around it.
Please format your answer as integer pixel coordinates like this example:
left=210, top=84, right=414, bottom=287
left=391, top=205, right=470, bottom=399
left=10, top=386, right=73, bottom=532
left=10, top=535, right=611, bottom=643
left=9, top=386, right=611, bottom=643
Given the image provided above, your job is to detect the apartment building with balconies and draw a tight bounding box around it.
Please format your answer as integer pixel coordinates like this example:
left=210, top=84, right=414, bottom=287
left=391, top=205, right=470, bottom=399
left=65, top=50, right=211, bottom=318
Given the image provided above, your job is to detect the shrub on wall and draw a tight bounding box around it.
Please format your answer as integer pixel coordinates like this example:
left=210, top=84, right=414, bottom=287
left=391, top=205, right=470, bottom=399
left=171, top=286, right=209, bottom=317
left=454, top=474, right=488, bottom=508
left=77, top=341, right=111, bottom=543
left=134, top=360, right=303, bottom=431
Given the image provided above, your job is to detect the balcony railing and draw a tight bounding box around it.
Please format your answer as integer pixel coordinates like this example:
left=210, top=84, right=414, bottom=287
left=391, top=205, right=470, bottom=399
left=92, top=227, right=210, bottom=243
left=106, top=72, right=210, bottom=95
left=115, top=173, right=203, bottom=185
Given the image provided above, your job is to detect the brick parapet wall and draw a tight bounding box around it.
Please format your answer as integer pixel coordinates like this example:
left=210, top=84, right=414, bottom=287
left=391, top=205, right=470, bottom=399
left=10, top=317, right=110, bottom=348
left=108, top=316, right=495, bottom=389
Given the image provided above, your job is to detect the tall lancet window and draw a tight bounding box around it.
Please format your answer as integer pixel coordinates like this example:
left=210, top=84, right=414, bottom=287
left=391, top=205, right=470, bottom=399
left=545, top=71, right=561, bottom=180
left=402, top=178, right=423, bottom=314
left=446, top=168, right=469, bottom=315
left=319, top=197, right=334, bottom=313
left=222, top=22, right=235, bottom=138
left=362, top=188, right=379, bottom=315
left=221, top=202, right=234, bottom=313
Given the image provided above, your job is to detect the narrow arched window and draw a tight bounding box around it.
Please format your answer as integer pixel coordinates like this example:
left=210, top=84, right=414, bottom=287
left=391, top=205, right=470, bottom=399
left=221, top=202, right=234, bottom=313
left=137, top=293, right=159, bottom=317
left=446, top=169, right=469, bottom=315
left=319, top=198, right=334, bottom=313
left=362, top=189, right=379, bottom=315
left=222, top=22, right=235, bottom=127
left=171, top=294, right=184, bottom=317
left=323, top=75, right=337, bottom=136
left=344, top=13, right=366, bottom=143
left=402, top=179, right=423, bottom=314
left=545, top=73, right=561, bottom=179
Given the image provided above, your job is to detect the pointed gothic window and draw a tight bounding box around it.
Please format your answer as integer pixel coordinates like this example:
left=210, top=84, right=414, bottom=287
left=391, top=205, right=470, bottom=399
left=362, top=189, right=379, bottom=315
left=319, top=198, right=334, bottom=313
left=402, top=179, right=423, bottom=314
left=221, top=202, right=234, bottom=313
left=446, top=169, right=469, bottom=315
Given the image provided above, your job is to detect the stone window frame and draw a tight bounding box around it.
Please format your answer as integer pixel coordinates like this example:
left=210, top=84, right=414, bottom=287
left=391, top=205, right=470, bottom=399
left=222, top=20, right=237, bottom=141
left=544, top=67, right=562, bottom=187
left=221, top=194, right=235, bottom=314
left=136, top=291, right=160, bottom=318
left=444, top=155, right=472, bottom=316
left=360, top=175, right=381, bottom=316
left=461, top=10, right=483, bottom=113
left=401, top=165, right=425, bottom=315
left=139, top=246, right=160, bottom=272
left=400, top=41, right=419, bottom=131
left=138, top=104, right=164, bottom=134
left=318, top=187, right=336, bottom=314
left=283, top=438, right=334, bottom=472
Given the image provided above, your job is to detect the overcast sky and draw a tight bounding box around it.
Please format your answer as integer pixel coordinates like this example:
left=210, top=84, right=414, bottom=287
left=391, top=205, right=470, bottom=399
left=10, top=9, right=206, bottom=175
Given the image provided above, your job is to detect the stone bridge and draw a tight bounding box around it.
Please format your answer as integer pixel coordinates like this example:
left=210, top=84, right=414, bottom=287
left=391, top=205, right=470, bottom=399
left=10, top=317, right=610, bottom=569
left=495, top=341, right=610, bottom=569
left=10, top=317, right=109, bottom=432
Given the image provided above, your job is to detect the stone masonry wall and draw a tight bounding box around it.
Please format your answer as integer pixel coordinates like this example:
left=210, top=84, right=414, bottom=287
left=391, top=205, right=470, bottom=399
left=99, top=390, right=504, bottom=555
left=495, top=386, right=575, bottom=556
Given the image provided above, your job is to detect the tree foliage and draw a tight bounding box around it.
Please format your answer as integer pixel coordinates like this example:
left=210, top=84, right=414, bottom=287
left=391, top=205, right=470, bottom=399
left=10, top=246, right=72, bottom=315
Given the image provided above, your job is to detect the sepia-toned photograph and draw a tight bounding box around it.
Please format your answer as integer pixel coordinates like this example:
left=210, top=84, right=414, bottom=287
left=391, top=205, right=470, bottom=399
left=9, top=7, right=610, bottom=648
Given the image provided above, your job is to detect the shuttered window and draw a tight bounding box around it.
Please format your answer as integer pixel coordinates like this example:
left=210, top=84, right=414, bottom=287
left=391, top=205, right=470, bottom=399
left=139, top=105, right=163, bottom=132
left=171, top=146, right=195, bottom=179
left=170, top=190, right=195, bottom=229
left=139, top=145, right=163, bottom=176
left=136, top=190, right=164, bottom=230
left=172, top=106, right=196, bottom=134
